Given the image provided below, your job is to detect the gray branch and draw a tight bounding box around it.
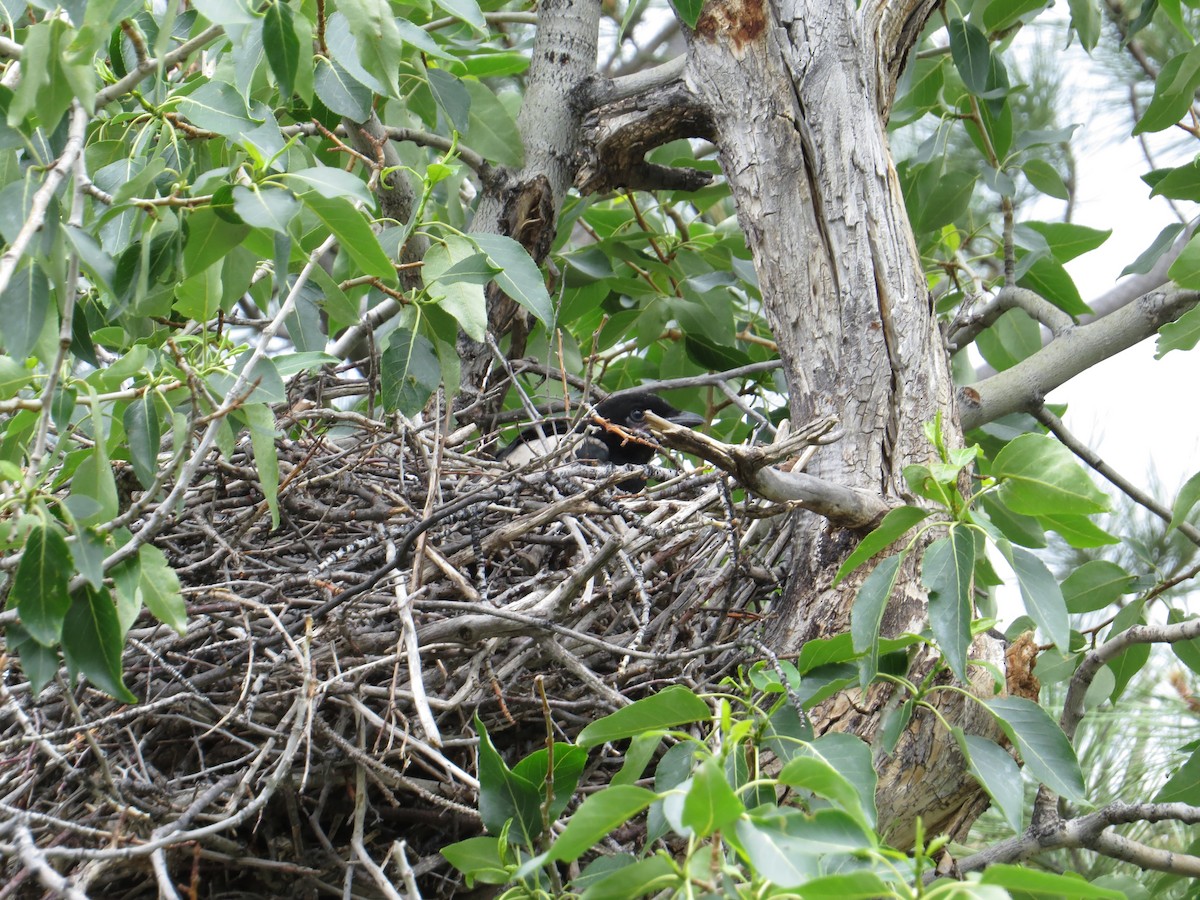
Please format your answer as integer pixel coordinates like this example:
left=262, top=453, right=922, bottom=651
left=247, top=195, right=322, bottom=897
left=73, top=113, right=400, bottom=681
left=647, top=413, right=890, bottom=528
left=955, top=801, right=1200, bottom=877
left=958, top=288, right=1200, bottom=430
left=1061, top=618, right=1200, bottom=743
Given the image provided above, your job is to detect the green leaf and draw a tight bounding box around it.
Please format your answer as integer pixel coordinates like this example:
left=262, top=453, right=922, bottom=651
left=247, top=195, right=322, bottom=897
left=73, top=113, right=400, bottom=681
left=850, top=554, right=902, bottom=688
left=1168, top=609, right=1200, bottom=675
left=122, top=392, right=161, bottom=490
left=1155, top=746, right=1200, bottom=803
left=1038, top=512, right=1119, bottom=548
left=173, top=264, right=224, bottom=321
left=682, top=334, right=753, bottom=370
left=1121, top=223, right=1185, bottom=278
left=300, top=192, right=397, bottom=283
left=1000, top=542, right=1069, bottom=650
left=11, top=623, right=59, bottom=694
left=680, top=755, right=743, bottom=837
left=1150, top=161, right=1200, bottom=202
left=64, top=224, right=116, bottom=292
left=380, top=328, right=440, bottom=416
left=262, top=0, right=300, bottom=99
left=1171, top=470, right=1200, bottom=532
left=0, top=355, right=30, bottom=399
left=193, top=0, right=259, bottom=25
left=1134, top=45, right=1200, bottom=135
left=577, top=685, right=710, bottom=748
left=0, top=264, right=50, bottom=361
left=338, top=0, right=404, bottom=98
left=833, top=506, right=928, bottom=585
left=578, top=854, right=678, bottom=900
left=962, top=733, right=1023, bottom=832
left=66, top=527, right=105, bottom=593
left=470, top=233, right=553, bottom=326
left=976, top=309, right=1042, bottom=372
left=914, top=170, right=978, bottom=234
left=313, top=57, right=372, bottom=121
left=71, top=415, right=120, bottom=528
left=184, top=209, right=250, bottom=276
left=983, top=0, right=1051, bottom=31
left=1022, top=159, right=1069, bottom=199
left=464, top=79, right=523, bottom=167
left=1061, top=560, right=1134, bottom=614
left=778, top=755, right=872, bottom=831
left=431, top=0, right=486, bottom=29
left=1157, top=303, right=1200, bottom=356
left=512, top=743, right=588, bottom=821
left=993, top=433, right=1109, bottom=516
left=922, top=527, right=974, bottom=681
left=752, top=872, right=892, bottom=899
left=176, top=80, right=263, bottom=136
left=284, top=166, right=373, bottom=206
left=669, top=0, right=704, bottom=28
left=424, top=236, right=488, bottom=340
left=138, top=544, right=187, bottom=635
left=978, top=494, right=1045, bottom=547
left=986, top=696, right=1085, bottom=801
left=13, top=523, right=73, bottom=646
left=395, top=19, right=455, bottom=60
left=243, top=403, right=280, bottom=530
left=733, top=810, right=874, bottom=887
left=8, top=21, right=76, bottom=131
left=1067, top=0, right=1101, bottom=50
left=61, top=584, right=138, bottom=703
left=1156, top=0, right=1193, bottom=41
left=548, top=785, right=659, bottom=862
left=476, top=717, right=544, bottom=844
left=980, top=863, right=1125, bottom=898
left=1018, top=255, right=1091, bottom=317
left=810, top=733, right=877, bottom=825
left=948, top=19, right=991, bottom=96
left=1021, top=221, right=1110, bottom=263
left=439, top=836, right=511, bottom=885
left=232, top=185, right=299, bottom=234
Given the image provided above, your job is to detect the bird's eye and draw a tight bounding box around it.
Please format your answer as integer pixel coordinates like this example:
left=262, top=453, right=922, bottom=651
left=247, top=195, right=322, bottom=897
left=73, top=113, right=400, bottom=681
left=630, top=409, right=645, bottom=423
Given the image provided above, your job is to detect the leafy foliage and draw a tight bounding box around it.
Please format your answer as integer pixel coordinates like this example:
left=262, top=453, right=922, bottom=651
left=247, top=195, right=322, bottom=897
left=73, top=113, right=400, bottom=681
left=1, top=0, right=1200, bottom=892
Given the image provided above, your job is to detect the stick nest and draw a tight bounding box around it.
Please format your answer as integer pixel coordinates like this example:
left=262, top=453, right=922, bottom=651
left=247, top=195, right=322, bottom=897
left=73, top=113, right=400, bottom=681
left=0, top=401, right=797, bottom=898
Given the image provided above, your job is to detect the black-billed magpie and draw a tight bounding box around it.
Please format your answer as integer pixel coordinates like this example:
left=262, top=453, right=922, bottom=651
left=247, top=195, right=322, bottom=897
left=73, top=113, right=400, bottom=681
left=498, top=391, right=704, bottom=487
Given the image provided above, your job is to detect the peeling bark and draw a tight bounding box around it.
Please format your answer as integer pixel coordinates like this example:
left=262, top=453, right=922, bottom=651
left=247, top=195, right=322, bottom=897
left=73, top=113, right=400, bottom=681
left=678, top=0, right=1006, bottom=843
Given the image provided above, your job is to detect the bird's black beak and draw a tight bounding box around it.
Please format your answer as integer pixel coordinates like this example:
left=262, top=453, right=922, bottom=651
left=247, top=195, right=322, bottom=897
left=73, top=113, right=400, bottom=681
left=667, top=410, right=705, bottom=428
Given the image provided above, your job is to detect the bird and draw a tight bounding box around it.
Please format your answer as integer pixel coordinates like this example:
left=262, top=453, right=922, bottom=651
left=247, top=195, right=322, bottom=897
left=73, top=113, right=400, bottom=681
left=497, top=391, right=704, bottom=488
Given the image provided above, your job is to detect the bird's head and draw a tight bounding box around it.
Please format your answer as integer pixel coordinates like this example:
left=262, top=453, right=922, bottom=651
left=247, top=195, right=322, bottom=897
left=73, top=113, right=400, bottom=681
left=589, top=392, right=705, bottom=466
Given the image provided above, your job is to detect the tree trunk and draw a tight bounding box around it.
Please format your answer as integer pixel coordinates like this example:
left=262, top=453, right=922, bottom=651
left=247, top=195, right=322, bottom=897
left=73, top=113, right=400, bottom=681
left=684, top=0, right=1006, bottom=845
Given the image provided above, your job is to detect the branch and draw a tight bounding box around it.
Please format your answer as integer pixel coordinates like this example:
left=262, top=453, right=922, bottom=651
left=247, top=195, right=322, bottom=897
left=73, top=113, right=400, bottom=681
left=646, top=413, right=890, bottom=528
left=575, top=76, right=715, bottom=195
left=94, top=24, right=224, bottom=108
left=581, top=55, right=688, bottom=108
left=1061, top=618, right=1200, bottom=742
left=85, top=234, right=339, bottom=582
left=948, top=286, right=1074, bottom=351
left=1085, top=222, right=1198, bottom=321
left=955, top=800, right=1200, bottom=876
left=0, top=102, right=88, bottom=297
left=281, top=122, right=491, bottom=178
left=1033, top=405, right=1200, bottom=550
left=958, top=288, right=1200, bottom=430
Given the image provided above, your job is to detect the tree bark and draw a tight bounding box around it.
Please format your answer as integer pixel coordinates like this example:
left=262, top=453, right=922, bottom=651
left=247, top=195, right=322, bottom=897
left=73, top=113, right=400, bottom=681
left=457, top=0, right=602, bottom=416
left=681, top=0, right=1006, bottom=845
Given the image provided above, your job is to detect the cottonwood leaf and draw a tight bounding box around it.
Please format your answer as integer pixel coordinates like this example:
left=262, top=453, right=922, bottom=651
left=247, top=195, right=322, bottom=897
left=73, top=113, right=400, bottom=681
left=987, top=696, right=1084, bottom=801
